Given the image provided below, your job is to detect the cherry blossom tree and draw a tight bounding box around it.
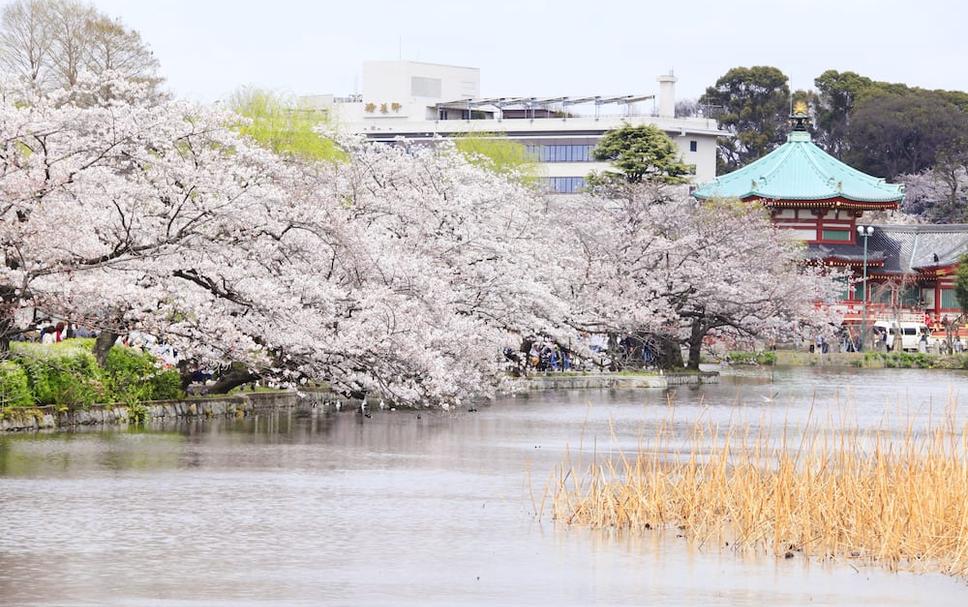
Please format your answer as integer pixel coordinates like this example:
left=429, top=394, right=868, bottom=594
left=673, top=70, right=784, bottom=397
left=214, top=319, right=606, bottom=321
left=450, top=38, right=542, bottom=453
left=0, top=73, right=578, bottom=407
left=557, top=184, right=843, bottom=369
left=0, top=69, right=842, bottom=407
left=0, top=75, right=294, bottom=372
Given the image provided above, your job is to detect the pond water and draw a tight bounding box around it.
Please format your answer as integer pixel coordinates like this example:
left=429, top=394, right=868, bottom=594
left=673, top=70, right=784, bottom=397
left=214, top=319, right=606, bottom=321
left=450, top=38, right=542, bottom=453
left=2, top=367, right=968, bottom=606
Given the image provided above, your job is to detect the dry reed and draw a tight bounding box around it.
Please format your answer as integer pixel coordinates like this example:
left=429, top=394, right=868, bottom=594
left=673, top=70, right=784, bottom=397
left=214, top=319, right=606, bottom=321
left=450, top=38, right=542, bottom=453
left=549, top=401, right=968, bottom=576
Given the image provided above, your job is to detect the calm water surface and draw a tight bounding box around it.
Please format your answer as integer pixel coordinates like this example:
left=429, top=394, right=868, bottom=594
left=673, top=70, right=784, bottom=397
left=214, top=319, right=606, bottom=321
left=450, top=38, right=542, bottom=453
left=2, top=367, right=968, bottom=606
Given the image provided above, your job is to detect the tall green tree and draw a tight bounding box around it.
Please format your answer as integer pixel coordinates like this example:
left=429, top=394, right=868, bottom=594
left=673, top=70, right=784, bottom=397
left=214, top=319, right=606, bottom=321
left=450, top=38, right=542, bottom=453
left=812, top=70, right=874, bottom=158
left=230, top=87, right=344, bottom=162
left=588, top=123, right=692, bottom=185
left=699, top=66, right=790, bottom=172
left=846, top=92, right=968, bottom=179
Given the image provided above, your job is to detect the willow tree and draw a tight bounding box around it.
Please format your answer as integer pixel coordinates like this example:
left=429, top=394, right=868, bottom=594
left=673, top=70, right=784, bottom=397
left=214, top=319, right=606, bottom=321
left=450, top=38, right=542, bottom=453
left=453, top=132, right=541, bottom=185
left=229, top=87, right=344, bottom=162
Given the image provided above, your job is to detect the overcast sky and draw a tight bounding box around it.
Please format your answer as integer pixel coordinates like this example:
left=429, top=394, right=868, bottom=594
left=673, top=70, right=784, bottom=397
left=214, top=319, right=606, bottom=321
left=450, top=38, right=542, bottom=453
left=85, top=0, right=967, bottom=103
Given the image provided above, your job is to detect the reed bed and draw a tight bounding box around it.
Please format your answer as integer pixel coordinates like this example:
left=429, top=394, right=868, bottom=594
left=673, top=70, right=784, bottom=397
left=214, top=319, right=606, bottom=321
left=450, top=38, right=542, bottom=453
left=549, top=403, right=968, bottom=576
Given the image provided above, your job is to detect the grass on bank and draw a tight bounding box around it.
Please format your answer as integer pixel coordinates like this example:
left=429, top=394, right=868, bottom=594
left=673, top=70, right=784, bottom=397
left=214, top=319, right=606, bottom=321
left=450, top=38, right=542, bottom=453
left=549, top=405, right=968, bottom=577
left=724, top=351, right=777, bottom=366
left=0, top=338, right=182, bottom=409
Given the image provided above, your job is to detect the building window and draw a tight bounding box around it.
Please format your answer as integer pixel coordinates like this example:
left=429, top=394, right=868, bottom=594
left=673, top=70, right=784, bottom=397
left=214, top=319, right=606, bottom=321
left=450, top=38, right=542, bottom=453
left=547, top=177, right=586, bottom=193
left=524, top=144, right=594, bottom=163
left=899, top=286, right=920, bottom=306
left=821, top=229, right=851, bottom=242
left=872, top=287, right=892, bottom=305
left=941, top=288, right=962, bottom=310
left=689, top=140, right=698, bottom=152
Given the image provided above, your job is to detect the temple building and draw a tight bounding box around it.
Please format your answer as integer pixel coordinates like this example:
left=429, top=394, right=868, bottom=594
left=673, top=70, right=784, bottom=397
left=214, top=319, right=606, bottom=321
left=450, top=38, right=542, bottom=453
left=692, top=104, right=968, bottom=336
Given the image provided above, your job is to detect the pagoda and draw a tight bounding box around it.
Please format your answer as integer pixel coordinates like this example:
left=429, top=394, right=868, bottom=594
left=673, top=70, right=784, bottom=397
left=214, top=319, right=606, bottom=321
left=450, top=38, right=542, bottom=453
left=692, top=103, right=968, bottom=337
left=692, top=102, right=903, bottom=247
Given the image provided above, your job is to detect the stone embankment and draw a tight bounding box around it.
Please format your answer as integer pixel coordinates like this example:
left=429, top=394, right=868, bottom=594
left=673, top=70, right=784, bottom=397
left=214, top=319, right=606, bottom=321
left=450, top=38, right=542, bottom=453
left=1, top=371, right=720, bottom=432
left=0, top=390, right=349, bottom=433
left=505, top=371, right=718, bottom=392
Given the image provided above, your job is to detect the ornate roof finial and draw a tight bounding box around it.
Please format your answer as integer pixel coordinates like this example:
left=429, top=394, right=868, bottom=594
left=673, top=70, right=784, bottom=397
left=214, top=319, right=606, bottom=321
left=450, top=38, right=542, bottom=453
left=791, top=99, right=810, bottom=132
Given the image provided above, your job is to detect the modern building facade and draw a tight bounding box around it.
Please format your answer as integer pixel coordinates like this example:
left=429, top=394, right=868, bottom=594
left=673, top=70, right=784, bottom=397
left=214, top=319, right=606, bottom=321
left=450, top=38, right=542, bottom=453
left=301, top=61, right=724, bottom=192
left=693, top=108, right=968, bottom=337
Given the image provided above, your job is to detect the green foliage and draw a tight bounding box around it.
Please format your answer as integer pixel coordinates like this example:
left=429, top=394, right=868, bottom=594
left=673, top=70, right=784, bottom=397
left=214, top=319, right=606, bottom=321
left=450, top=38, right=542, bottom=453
left=453, top=133, right=541, bottom=185
left=726, top=351, right=776, bottom=366
left=0, top=360, right=32, bottom=407
left=5, top=338, right=184, bottom=408
left=589, top=124, right=692, bottom=185
left=103, top=345, right=182, bottom=404
left=149, top=371, right=184, bottom=401
left=956, top=253, right=968, bottom=313
left=812, top=70, right=876, bottom=157
left=11, top=342, right=105, bottom=407
left=861, top=351, right=968, bottom=369
left=810, top=69, right=968, bottom=181
left=127, top=402, right=149, bottom=425
left=845, top=92, right=968, bottom=179
left=699, top=66, right=790, bottom=172
left=230, top=87, right=345, bottom=162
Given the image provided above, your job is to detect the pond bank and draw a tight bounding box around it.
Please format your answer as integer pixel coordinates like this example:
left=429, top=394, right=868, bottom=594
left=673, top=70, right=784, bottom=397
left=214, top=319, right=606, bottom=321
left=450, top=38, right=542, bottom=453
left=0, top=370, right=724, bottom=432
left=0, top=389, right=346, bottom=432
left=770, top=350, right=968, bottom=369
left=505, top=370, right=719, bottom=392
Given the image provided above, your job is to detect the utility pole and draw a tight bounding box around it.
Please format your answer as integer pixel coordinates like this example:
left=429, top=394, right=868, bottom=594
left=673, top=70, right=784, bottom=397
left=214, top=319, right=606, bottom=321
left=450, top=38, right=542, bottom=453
left=857, top=225, right=875, bottom=351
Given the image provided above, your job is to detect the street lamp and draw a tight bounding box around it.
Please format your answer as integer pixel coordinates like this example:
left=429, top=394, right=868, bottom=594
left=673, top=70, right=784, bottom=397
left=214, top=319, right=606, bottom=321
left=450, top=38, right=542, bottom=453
left=857, top=225, right=875, bottom=351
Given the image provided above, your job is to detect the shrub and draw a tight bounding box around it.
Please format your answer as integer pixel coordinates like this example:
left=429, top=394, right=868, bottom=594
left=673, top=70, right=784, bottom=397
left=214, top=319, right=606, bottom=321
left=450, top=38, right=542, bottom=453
left=7, top=338, right=184, bottom=408
left=103, top=344, right=184, bottom=403
left=726, top=351, right=776, bottom=366
left=149, top=370, right=184, bottom=400
left=11, top=343, right=105, bottom=407
left=0, top=360, right=33, bottom=407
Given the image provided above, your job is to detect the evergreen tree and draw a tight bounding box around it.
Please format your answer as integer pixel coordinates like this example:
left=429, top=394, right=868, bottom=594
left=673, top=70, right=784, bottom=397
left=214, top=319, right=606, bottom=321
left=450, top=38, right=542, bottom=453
left=588, top=123, right=692, bottom=185
left=699, top=66, right=790, bottom=172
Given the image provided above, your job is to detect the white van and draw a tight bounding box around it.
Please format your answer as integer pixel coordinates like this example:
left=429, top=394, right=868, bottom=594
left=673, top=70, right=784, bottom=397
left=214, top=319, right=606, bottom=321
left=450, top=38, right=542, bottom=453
left=872, top=321, right=931, bottom=351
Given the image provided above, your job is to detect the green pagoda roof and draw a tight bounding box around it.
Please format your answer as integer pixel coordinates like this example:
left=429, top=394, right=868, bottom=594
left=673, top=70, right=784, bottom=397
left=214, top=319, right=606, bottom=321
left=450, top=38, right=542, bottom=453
left=692, top=130, right=904, bottom=206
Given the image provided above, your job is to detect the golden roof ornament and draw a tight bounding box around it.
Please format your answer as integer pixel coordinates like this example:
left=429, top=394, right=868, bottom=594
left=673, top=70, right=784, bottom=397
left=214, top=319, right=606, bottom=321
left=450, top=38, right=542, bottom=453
left=790, top=99, right=811, bottom=132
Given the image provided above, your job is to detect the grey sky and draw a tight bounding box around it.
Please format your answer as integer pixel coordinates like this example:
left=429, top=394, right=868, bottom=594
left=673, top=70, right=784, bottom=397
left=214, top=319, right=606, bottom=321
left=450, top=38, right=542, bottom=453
left=86, top=0, right=967, bottom=103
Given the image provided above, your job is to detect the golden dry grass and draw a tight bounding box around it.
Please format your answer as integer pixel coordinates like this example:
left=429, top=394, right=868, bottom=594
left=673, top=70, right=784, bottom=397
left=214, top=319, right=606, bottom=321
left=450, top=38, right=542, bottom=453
left=549, top=403, right=968, bottom=576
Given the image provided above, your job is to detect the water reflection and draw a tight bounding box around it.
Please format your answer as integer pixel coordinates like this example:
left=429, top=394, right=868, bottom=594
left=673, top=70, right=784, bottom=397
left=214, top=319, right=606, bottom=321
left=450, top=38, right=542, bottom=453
left=1, top=367, right=967, bottom=606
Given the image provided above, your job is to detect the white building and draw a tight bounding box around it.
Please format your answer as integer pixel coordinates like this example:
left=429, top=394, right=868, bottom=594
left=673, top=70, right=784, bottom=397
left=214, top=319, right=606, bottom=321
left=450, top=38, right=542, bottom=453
left=302, top=61, right=724, bottom=192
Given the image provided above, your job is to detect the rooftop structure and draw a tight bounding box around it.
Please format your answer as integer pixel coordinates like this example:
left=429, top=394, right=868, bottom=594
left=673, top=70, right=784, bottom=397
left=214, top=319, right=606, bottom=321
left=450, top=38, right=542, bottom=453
left=693, top=105, right=966, bottom=334
left=302, top=61, right=726, bottom=191
left=692, top=130, right=904, bottom=207
left=694, top=106, right=902, bottom=247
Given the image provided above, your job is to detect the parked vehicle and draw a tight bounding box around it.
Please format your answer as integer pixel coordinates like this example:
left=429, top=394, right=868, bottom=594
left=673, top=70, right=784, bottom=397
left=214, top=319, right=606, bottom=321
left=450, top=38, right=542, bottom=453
left=872, top=321, right=932, bottom=351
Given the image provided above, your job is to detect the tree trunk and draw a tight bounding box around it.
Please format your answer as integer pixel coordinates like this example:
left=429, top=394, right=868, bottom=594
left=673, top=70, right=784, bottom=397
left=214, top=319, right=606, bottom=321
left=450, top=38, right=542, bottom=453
left=686, top=320, right=704, bottom=370
left=176, top=359, right=196, bottom=391
left=652, top=333, right=684, bottom=370
left=206, top=366, right=259, bottom=395
left=93, top=330, right=119, bottom=367
left=607, top=332, right=620, bottom=371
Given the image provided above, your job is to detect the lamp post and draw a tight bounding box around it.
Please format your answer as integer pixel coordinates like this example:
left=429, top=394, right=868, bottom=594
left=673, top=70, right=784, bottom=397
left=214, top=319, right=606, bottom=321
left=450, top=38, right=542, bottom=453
left=857, top=225, right=875, bottom=351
